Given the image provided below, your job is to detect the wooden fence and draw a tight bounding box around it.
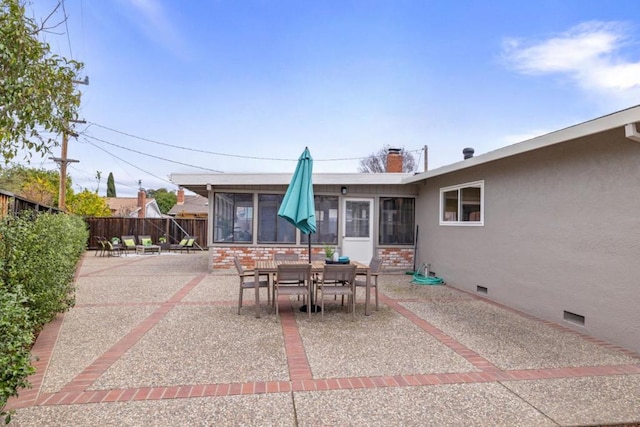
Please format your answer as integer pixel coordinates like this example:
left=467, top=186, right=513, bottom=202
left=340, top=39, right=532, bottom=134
left=0, top=189, right=61, bottom=217
left=84, top=217, right=208, bottom=250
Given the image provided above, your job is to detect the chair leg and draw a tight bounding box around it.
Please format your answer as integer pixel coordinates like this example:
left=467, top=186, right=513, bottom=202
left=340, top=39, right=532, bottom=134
left=238, top=285, right=243, bottom=315
left=374, top=283, right=379, bottom=311
left=351, top=292, right=355, bottom=321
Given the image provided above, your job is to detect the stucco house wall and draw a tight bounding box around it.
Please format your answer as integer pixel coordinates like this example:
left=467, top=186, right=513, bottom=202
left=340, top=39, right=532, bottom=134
left=416, top=127, right=640, bottom=353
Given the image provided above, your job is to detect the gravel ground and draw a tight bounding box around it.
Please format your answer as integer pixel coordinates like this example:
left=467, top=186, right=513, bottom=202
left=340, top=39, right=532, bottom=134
left=90, top=305, right=290, bottom=389
left=293, top=383, right=556, bottom=426
left=402, top=299, right=637, bottom=370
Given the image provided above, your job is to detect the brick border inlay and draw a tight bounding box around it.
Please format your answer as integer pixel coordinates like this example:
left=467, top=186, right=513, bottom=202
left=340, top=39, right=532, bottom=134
left=7, top=267, right=640, bottom=412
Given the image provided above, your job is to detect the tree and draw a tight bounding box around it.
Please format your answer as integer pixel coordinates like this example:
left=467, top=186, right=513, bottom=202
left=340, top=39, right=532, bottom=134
left=358, top=145, right=416, bottom=173
left=0, top=0, right=84, bottom=161
left=0, top=165, right=72, bottom=206
left=146, top=188, right=177, bottom=214
left=66, top=189, right=111, bottom=216
left=106, top=172, right=116, bottom=197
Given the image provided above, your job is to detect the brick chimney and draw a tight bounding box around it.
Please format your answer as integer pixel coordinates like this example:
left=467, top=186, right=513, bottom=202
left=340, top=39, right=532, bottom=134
left=177, top=187, right=185, bottom=205
left=137, top=189, right=146, bottom=218
left=386, top=148, right=403, bottom=173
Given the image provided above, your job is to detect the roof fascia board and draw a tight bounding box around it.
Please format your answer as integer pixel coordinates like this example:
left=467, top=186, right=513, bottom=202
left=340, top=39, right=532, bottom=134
left=403, top=105, right=640, bottom=184
left=170, top=173, right=412, bottom=187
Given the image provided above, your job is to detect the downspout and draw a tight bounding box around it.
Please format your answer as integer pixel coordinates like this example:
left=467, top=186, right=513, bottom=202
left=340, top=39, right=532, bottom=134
left=625, top=122, right=640, bottom=142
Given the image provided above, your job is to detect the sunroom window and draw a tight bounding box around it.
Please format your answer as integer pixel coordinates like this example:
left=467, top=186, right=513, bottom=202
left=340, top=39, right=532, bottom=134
left=213, top=193, right=254, bottom=242
left=379, top=197, right=415, bottom=245
left=440, top=181, right=483, bottom=225
left=257, top=194, right=296, bottom=243
left=301, top=195, right=339, bottom=245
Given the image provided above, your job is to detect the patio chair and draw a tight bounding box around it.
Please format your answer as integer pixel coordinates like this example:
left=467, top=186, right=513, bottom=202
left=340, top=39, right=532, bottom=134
left=354, top=257, right=383, bottom=311
left=274, top=253, right=299, bottom=261
left=274, top=263, right=312, bottom=319
left=234, top=257, right=270, bottom=315
left=136, top=235, right=160, bottom=255
left=170, top=236, right=197, bottom=253
left=100, top=237, right=122, bottom=257
left=121, top=235, right=137, bottom=256
left=317, top=264, right=356, bottom=321
left=95, top=236, right=107, bottom=257
left=274, top=253, right=301, bottom=298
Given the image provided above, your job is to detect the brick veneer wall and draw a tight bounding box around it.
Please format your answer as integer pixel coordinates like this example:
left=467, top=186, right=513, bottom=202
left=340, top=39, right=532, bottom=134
left=209, top=246, right=414, bottom=271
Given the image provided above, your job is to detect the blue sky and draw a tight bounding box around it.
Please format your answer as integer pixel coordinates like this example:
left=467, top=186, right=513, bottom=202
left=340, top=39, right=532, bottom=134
left=22, top=0, right=640, bottom=197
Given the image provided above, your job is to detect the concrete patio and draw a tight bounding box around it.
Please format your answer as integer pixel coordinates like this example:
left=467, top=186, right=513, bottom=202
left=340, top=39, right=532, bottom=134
left=7, top=251, right=640, bottom=426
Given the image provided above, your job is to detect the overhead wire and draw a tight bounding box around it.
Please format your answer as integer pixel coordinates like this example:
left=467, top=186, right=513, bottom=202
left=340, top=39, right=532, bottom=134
left=85, top=121, right=423, bottom=162
left=81, top=137, right=174, bottom=185
left=82, top=134, right=224, bottom=173
left=61, top=0, right=73, bottom=58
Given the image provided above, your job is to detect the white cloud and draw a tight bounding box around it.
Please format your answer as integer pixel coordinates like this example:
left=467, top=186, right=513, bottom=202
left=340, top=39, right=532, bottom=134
left=118, top=0, right=188, bottom=59
left=503, top=21, right=640, bottom=93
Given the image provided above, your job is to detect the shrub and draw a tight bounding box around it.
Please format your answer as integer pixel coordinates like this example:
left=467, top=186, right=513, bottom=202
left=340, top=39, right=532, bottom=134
left=0, top=288, right=35, bottom=424
left=0, top=212, right=88, bottom=422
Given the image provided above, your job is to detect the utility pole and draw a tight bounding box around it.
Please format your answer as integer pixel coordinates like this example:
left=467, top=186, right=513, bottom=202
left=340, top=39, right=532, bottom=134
left=51, top=77, right=89, bottom=210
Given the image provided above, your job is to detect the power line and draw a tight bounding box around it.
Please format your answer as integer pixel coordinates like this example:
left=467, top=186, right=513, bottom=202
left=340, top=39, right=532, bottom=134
left=83, top=134, right=224, bottom=173
left=85, top=121, right=423, bottom=162
left=82, top=138, right=174, bottom=185
left=61, top=0, right=73, bottom=58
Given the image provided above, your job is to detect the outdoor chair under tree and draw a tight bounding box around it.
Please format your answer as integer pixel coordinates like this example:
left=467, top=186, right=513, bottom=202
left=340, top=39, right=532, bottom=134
left=274, top=263, right=312, bottom=320
left=234, top=257, right=271, bottom=315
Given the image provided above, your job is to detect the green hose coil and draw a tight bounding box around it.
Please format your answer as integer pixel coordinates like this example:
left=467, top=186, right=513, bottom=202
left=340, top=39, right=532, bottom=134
left=411, top=263, right=444, bottom=285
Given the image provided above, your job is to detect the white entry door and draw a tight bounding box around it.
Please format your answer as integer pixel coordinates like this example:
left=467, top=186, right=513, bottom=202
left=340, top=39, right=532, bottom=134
left=341, top=198, right=374, bottom=264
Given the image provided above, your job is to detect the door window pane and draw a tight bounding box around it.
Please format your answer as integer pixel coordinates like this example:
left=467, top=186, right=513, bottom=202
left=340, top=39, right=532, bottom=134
left=345, top=200, right=370, bottom=238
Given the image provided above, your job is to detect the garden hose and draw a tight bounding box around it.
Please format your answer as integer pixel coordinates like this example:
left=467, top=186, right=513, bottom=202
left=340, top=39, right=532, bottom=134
left=411, top=263, right=444, bottom=285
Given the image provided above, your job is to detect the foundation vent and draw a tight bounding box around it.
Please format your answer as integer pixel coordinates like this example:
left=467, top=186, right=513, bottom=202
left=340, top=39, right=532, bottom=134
left=563, top=310, right=585, bottom=326
left=476, top=285, right=488, bottom=294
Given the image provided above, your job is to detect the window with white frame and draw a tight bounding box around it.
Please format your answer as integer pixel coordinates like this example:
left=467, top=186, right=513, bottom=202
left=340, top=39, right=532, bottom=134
left=440, top=181, right=484, bottom=225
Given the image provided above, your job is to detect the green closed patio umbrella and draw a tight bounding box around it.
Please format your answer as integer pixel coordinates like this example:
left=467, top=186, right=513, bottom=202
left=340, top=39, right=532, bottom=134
left=278, top=147, right=318, bottom=312
left=278, top=147, right=317, bottom=260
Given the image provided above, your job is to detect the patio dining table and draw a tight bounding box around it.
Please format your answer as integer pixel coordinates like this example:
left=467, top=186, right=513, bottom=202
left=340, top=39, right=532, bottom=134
left=253, top=260, right=371, bottom=318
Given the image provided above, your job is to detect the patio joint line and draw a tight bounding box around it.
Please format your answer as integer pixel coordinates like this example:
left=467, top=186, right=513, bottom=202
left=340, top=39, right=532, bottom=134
left=25, top=362, right=640, bottom=407
left=379, top=292, right=500, bottom=372
left=57, top=273, right=208, bottom=395
left=280, top=297, right=314, bottom=381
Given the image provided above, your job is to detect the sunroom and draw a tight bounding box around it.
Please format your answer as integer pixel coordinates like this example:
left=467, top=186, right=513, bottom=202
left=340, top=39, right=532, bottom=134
left=169, top=172, right=419, bottom=270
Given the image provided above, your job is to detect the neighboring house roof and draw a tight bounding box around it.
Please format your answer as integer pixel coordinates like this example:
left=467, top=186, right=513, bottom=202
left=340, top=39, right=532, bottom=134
left=104, top=197, right=164, bottom=218
left=404, top=104, right=640, bottom=184
left=167, top=194, right=208, bottom=217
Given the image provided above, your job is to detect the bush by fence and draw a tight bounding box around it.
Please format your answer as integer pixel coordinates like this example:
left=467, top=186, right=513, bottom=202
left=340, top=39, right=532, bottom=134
left=0, top=212, right=88, bottom=423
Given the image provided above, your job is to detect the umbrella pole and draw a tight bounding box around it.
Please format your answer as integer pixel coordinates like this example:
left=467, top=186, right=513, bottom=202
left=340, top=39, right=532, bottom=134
left=301, top=234, right=320, bottom=313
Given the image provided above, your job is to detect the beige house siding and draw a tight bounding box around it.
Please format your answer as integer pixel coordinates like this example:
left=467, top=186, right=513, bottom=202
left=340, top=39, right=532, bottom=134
left=416, top=128, right=640, bottom=353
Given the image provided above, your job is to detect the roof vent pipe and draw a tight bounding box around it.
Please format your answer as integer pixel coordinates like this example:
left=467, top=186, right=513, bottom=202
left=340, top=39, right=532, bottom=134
left=463, top=147, right=475, bottom=159
left=625, top=123, right=640, bottom=143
